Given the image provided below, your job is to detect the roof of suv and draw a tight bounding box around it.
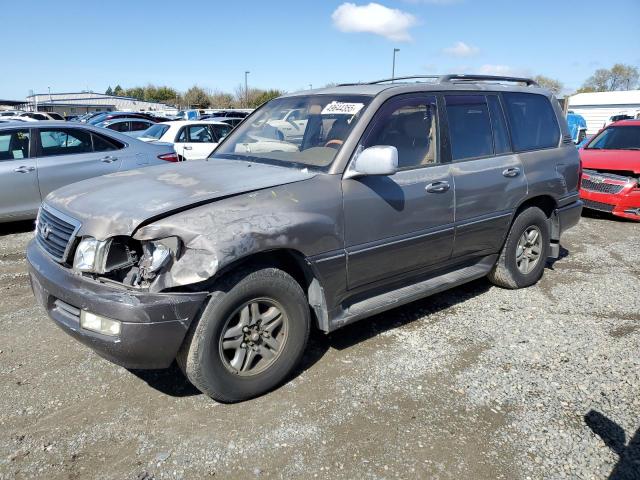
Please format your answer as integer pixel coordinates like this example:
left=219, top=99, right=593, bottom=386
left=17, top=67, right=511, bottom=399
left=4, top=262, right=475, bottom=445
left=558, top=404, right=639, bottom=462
left=282, top=74, right=551, bottom=98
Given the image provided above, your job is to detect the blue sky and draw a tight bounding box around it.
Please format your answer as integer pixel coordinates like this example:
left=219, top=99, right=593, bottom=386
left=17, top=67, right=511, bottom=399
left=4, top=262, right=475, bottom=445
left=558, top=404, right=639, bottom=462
left=1, top=0, right=639, bottom=99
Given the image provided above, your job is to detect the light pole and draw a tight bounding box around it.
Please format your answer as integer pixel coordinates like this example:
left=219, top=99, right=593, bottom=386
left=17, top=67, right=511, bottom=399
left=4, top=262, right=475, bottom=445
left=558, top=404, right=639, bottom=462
left=244, top=71, right=250, bottom=108
left=48, top=86, right=52, bottom=102
left=392, top=48, right=400, bottom=82
left=309, top=84, right=313, bottom=90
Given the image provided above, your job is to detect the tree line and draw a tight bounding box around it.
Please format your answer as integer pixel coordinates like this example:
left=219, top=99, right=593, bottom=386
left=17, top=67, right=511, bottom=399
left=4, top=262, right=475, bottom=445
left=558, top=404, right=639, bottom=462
left=105, top=63, right=638, bottom=108
left=104, top=84, right=284, bottom=109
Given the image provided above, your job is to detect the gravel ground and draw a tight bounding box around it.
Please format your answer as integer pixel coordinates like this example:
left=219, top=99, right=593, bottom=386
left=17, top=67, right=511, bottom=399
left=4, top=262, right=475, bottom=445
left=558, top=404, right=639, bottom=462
left=0, top=212, right=639, bottom=480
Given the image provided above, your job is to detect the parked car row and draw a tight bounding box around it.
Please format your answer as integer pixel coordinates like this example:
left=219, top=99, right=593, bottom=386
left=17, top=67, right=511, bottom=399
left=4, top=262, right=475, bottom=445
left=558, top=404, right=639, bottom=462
left=0, top=122, right=177, bottom=221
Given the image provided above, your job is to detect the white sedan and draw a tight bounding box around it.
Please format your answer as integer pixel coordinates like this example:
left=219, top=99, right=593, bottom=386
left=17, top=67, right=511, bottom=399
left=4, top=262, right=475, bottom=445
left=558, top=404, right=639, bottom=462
left=139, top=120, right=232, bottom=161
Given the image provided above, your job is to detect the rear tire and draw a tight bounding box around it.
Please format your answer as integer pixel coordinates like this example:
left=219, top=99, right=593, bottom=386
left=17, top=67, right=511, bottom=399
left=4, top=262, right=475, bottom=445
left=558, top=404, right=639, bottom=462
left=177, top=266, right=310, bottom=403
left=488, top=207, right=550, bottom=289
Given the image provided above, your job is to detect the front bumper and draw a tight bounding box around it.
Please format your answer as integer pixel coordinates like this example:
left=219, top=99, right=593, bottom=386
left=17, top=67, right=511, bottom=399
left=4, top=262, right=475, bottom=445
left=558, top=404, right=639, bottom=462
left=580, top=180, right=640, bottom=221
left=27, top=239, right=208, bottom=369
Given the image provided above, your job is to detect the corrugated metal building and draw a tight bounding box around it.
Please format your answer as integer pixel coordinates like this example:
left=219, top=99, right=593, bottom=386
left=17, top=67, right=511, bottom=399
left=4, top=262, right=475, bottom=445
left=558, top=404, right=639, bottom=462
left=25, top=92, right=172, bottom=116
left=567, top=90, right=640, bottom=134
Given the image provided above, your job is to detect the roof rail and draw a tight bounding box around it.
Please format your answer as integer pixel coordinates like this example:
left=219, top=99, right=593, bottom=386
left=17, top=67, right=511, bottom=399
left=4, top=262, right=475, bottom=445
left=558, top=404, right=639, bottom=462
left=438, top=74, right=538, bottom=86
left=337, top=74, right=538, bottom=87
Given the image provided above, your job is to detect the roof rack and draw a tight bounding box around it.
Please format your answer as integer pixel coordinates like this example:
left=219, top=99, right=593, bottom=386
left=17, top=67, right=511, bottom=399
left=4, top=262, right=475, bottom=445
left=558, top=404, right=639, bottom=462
left=338, top=74, right=538, bottom=87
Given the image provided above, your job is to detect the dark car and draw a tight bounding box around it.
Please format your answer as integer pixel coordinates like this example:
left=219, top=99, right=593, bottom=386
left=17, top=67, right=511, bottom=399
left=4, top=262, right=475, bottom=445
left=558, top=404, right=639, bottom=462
left=27, top=74, right=582, bottom=402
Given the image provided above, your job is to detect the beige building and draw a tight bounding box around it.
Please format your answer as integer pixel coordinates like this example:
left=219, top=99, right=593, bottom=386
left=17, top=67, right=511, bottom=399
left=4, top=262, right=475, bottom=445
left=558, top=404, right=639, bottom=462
left=25, top=92, right=173, bottom=116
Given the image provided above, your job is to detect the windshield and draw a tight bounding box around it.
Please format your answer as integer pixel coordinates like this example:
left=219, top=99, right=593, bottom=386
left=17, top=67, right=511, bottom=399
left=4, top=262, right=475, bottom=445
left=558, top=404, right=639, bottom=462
left=586, top=125, right=640, bottom=150
left=140, top=124, right=170, bottom=140
left=211, top=94, right=372, bottom=170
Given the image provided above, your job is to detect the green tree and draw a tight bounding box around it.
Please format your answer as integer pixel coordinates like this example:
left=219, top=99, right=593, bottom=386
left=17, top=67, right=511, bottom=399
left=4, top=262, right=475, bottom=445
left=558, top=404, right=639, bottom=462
left=183, top=86, right=211, bottom=108
left=105, top=86, right=113, bottom=96
left=125, top=87, right=145, bottom=100
left=580, top=64, right=640, bottom=92
left=533, top=75, right=563, bottom=95
left=113, top=85, right=124, bottom=96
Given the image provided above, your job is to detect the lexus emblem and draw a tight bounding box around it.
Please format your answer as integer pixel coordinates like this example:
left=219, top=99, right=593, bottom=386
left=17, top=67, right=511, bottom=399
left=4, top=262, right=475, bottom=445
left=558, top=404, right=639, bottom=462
left=41, top=223, right=52, bottom=239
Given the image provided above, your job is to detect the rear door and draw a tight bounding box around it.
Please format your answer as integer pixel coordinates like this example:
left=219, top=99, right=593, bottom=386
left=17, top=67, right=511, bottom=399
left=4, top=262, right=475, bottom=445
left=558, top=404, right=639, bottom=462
left=0, top=127, right=40, bottom=219
left=34, top=127, right=121, bottom=198
left=444, top=94, right=527, bottom=258
left=342, top=94, right=455, bottom=290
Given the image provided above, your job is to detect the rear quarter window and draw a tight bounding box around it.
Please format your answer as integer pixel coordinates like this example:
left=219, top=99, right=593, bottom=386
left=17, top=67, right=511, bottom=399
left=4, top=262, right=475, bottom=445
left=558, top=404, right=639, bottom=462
left=503, top=93, right=560, bottom=152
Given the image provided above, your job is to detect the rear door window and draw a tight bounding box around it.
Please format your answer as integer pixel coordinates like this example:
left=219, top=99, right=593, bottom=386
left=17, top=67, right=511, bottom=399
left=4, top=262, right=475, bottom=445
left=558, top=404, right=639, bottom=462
left=210, top=124, right=232, bottom=141
left=445, top=95, right=493, bottom=161
left=39, top=128, right=93, bottom=156
left=92, top=132, right=122, bottom=152
left=108, top=121, right=130, bottom=132
left=502, top=92, right=560, bottom=152
left=131, top=121, right=152, bottom=131
left=0, top=129, right=30, bottom=160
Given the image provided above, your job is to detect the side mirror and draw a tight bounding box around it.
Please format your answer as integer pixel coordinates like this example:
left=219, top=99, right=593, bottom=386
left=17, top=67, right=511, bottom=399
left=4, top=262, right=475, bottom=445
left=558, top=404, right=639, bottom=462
left=344, top=145, right=398, bottom=179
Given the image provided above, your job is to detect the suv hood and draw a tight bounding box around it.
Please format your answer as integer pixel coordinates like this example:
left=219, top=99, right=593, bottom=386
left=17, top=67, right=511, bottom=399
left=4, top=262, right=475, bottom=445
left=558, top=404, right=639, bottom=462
left=45, top=159, right=316, bottom=239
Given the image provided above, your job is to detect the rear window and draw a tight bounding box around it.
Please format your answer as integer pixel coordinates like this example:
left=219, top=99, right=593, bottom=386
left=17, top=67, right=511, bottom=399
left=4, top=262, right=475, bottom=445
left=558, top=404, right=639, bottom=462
left=141, top=124, right=169, bottom=140
left=503, top=93, right=560, bottom=152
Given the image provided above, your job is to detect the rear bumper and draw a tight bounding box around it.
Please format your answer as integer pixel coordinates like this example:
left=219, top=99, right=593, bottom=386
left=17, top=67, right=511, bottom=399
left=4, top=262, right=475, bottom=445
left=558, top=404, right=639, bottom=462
left=580, top=188, right=640, bottom=221
left=556, top=200, right=583, bottom=236
left=27, top=239, right=208, bottom=369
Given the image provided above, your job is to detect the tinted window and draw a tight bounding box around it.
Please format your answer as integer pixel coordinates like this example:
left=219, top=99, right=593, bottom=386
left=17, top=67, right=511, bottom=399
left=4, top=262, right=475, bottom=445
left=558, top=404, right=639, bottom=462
left=48, top=113, right=64, bottom=120
left=140, top=124, right=169, bottom=140
left=176, top=127, right=187, bottom=142
left=92, top=133, right=121, bottom=152
left=586, top=126, right=640, bottom=150
left=487, top=96, right=511, bottom=154
left=364, top=96, right=438, bottom=169
left=108, top=122, right=130, bottom=132
left=39, top=128, right=92, bottom=156
left=0, top=129, right=30, bottom=160
left=503, top=93, right=560, bottom=152
left=446, top=95, right=493, bottom=161
left=187, top=125, right=214, bottom=143
left=131, top=121, right=152, bottom=131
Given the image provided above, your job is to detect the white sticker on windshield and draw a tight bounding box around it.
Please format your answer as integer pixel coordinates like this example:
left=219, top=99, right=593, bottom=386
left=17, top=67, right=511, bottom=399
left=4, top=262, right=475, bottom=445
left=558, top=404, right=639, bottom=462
left=13, top=150, right=24, bottom=159
left=321, top=101, right=365, bottom=116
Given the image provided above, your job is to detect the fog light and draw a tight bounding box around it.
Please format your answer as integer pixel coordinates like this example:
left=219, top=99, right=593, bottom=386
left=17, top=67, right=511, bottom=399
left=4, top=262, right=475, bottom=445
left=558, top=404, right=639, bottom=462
left=80, top=311, right=121, bottom=336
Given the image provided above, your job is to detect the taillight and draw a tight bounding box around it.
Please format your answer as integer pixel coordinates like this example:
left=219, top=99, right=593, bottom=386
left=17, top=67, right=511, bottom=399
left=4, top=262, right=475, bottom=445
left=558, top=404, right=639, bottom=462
left=158, top=152, right=178, bottom=162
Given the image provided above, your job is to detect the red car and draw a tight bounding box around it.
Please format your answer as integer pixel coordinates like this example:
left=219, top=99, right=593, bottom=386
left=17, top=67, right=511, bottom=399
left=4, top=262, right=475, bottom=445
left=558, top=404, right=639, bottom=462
left=579, top=120, right=640, bottom=220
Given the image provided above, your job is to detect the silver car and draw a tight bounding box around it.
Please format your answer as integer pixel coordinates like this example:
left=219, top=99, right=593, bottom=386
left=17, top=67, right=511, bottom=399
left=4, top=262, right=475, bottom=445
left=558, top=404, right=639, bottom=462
left=0, top=121, right=177, bottom=221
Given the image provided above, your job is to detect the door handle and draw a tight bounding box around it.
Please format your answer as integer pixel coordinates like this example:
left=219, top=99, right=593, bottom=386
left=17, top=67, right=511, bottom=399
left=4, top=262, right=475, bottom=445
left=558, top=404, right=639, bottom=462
left=425, top=181, right=450, bottom=193
left=183, top=146, right=193, bottom=150
left=101, top=156, right=118, bottom=163
left=13, top=166, right=35, bottom=173
left=502, top=167, right=521, bottom=178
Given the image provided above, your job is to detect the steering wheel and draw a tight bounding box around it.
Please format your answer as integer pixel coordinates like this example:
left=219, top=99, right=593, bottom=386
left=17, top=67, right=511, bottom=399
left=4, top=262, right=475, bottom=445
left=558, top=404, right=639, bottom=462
left=324, top=139, right=344, bottom=148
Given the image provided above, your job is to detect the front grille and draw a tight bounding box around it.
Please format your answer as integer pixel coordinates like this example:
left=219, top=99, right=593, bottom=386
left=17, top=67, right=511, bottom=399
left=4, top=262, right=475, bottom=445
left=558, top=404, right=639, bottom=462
left=36, top=206, right=80, bottom=262
left=582, top=199, right=615, bottom=213
left=580, top=177, right=625, bottom=194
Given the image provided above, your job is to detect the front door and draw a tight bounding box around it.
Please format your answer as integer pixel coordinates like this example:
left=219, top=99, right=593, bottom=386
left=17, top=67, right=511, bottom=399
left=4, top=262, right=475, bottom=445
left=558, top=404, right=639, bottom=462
left=0, top=128, right=40, bottom=219
left=444, top=94, right=527, bottom=257
left=35, top=127, right=121, bottom=199
left=342, top=94, right=455, bottom=290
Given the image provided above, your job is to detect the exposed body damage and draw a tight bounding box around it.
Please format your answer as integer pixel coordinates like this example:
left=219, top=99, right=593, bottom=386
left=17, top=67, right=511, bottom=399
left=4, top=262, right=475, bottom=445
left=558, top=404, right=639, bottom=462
left=132, top=175, right=344, bottom=292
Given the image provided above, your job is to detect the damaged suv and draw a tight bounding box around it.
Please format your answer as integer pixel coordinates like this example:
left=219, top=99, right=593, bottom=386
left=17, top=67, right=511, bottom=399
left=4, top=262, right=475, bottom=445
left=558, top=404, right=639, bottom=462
left=28, top=74, right=582, bottom=402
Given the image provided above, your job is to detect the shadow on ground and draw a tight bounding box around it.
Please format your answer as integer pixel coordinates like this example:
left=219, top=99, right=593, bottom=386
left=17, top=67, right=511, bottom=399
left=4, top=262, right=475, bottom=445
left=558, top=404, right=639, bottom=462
left=0, top=220, right=34, bottom=237
left=585, top=410, right=640, bottom=480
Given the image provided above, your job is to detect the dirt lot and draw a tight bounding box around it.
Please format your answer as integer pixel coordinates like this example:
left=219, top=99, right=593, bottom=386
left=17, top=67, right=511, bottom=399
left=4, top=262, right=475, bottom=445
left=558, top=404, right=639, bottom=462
left=0, top=212, right=639, bottom=480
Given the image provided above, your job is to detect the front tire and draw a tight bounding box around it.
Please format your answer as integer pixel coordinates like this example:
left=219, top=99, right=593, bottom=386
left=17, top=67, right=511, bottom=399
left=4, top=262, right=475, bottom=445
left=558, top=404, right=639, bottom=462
left=177, top=267, right=310, bottom=402
left=488, top=207, right=550, bottom=289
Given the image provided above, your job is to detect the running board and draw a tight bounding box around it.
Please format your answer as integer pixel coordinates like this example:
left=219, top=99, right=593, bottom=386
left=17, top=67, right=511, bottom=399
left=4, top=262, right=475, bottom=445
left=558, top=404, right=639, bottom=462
left=329, top=255, right=497, bottom=331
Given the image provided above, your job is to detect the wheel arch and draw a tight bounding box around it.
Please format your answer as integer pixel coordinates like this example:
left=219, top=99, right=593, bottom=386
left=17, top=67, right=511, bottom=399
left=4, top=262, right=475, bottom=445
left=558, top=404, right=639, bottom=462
left=203, top=248, right=330, bottom=332
left=511, top=194, right=561, bottom=256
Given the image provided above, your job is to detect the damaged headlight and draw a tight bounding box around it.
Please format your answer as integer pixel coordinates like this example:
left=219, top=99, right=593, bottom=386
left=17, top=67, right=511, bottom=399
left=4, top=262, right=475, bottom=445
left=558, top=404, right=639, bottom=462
left=73, top=236, right=141, bottom=274
left=73, top=237, right=109, bottom=272
left=138, top=237, right=181, bottom=280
